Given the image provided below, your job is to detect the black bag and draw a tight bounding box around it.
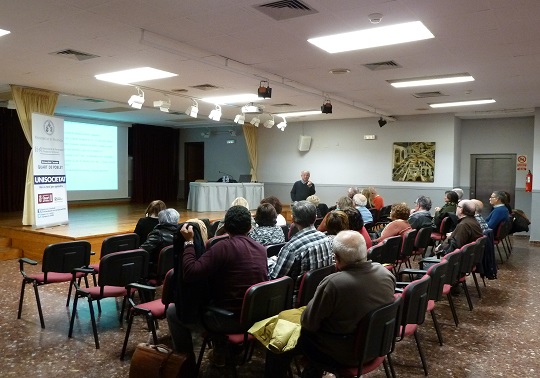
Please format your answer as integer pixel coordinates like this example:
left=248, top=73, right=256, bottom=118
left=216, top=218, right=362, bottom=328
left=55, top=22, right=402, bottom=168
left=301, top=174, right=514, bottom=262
left=511, top=209, right=530, bottom=233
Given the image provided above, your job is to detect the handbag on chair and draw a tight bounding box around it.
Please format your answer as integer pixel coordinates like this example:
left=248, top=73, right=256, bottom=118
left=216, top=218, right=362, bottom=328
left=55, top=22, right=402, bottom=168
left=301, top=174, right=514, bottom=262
left=129, top=343, right=195, bottom=378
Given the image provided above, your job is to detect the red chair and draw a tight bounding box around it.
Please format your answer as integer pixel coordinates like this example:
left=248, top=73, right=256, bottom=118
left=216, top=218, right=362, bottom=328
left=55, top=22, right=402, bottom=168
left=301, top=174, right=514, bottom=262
left=266, top=242, right=286, bottom=258
left=296, top=264, right=336, bottom=307
left=429, top=216, right=453, bottom=254
left=412, top=227, right=432, bottom=260
left=396, top=229, right=418, bottom=271
left=89, top=233, right=140, bottom=284
left=494, top=219, right=511, bottom=263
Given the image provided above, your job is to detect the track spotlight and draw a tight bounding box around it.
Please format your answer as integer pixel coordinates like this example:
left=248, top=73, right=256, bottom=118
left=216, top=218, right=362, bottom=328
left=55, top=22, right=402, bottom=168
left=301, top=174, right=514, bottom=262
left=185, top=100, right=199, bottom=118
left=321, top=98, right=332, bottom=114
left=234, top=113, right=246, bottom=125
left=276, top=117, right=287, bottom=131
left=128, top=87, right=145, bottom=109
left=263, top=114, right=275, bottom=128
left=250, top=116, right=261, bottom=127
left=208, top=104, right=222, bottom=121
left=153, top=98, right=171, bottom=112
left=257, top=80, right=272, bottom=99
left=378, top=117, right=387, bottom=127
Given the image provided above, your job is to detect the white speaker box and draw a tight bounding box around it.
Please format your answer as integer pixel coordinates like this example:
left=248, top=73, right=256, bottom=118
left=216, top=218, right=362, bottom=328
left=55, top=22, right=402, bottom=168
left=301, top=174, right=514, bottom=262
left=298, top=135, right=312, bottom=151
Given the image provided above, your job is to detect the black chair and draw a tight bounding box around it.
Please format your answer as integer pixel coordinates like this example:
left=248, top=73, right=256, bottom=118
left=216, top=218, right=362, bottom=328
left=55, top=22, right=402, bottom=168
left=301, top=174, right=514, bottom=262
left=208, top=220, right=221, bottom=239
left=121, top=268, right=175, bottom=359
left=280, top=224, right=290, bottom=242
left=396, top=229, right=418, bottom=271
left=313, top=296, right=402, bottom=378
left=412, top=227, right=433, bottom=260
left=89, top=233, right=140, bottom=284
left=471, top=235, right=487, bottom=297
left=378, top=205, right=392, bottom=222
left=147, top=245, right=175, bottom=286
left=196, top=276, right=294, bottom=376
left=429, top=216, right=454, bottom=254
left=288, top=223, right=300, bottom=240
left=68, top=249, right=149, bottom=349
left=266, top=242, right=286, bottom=258
left=457, top=242, right=477, bottom=311
left=369, top=208, right=379, bottom=223
left=296, top=264, right=336, bottom=307
left=206, top=234, right=229, bottom=248
left=17, top=240, right=92, bottom=329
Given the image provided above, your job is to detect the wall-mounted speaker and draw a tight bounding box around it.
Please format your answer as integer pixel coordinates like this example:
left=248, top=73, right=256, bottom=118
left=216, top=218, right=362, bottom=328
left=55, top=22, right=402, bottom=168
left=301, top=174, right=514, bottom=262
left=298, top=135, right=312, bottom=151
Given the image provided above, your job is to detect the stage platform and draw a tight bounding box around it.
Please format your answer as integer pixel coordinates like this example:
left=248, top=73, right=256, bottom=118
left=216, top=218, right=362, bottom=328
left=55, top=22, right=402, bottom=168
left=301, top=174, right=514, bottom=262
left=0, top=201, right=225, bottom=263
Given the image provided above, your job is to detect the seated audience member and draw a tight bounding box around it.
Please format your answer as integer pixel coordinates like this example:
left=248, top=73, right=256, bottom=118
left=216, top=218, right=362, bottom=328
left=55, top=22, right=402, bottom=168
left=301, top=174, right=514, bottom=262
left=261, top=196, right=287, bottom=226
left=317, top=196, right=354, bottom=232
left=453, top=187, right=464, bottom=200
left=369, top=186, right=384, bottom=210
left=352, top=193, right=373, bottom=223
left=361, top=188, right=375, bottom=209
left=139, top=208, right=179, bottom=274
left=347, top=186, right=360, bottom=199
left=300, top=230, right=396, bottom=376
left=249, top=203, right=286, bottom=246
left=134, top=200, right=166, bottom=244
left=215, top=197, right=256, bottom=236
left=269, top=201, right=332, bottom=295
left=435, top=200, right=483, bottom=256
left=373, top=203, right=412, bottom=244
left=342, top=207, right=372, bottom=250
left=324, top=210, right=349, bottom=239
left=306, top=195, right=323, bottom=218
left=186, top=218, right=209, bottom=244
left=471, top=199, right=489, bottom=231
left=408, top=195, right=433, bottom=229
left=433, top=190, right=459, bottom=229
left=167, top=205, right=268, bottom=363
left=486, top=191, right=510, bottom=231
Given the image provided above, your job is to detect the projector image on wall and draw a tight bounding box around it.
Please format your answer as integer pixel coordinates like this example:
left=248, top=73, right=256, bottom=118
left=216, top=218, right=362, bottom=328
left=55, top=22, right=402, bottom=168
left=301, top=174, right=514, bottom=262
left=241, top=104, right=264, bottom=114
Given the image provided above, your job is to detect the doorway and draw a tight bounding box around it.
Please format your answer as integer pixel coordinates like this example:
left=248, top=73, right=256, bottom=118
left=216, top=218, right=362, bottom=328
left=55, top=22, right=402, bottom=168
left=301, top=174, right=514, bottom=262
left=470, top=154, right=515, bottom=217
left=184, top=142, right=204, bottom=200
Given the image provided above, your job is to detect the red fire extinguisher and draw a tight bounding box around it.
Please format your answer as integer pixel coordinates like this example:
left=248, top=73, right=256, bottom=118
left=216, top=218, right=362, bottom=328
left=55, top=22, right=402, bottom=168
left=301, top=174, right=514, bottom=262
left=526, top=170, right=533, bottom=192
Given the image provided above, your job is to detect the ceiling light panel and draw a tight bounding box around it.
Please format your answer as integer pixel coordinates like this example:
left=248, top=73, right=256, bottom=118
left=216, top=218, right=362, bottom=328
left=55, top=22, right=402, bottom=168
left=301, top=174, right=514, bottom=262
left=429, top=99, right=496, bottom=108
left=0, top=28, right=11, bottom=37
left=308, top=21, right=434, bottom=53
left=95, top=67, right=177, bottom=85
left=275, top=110, right=322, bottom=117
left=202, top=93, right=264, bottom=105
left=388, top=73, right=474, bottom=88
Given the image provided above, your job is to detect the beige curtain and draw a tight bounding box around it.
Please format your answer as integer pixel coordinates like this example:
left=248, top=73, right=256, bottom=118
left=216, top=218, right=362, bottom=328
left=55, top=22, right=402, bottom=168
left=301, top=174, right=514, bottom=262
left=11, top=85, right=59, bottom=225
left=242, top=124, right=258, bottom=182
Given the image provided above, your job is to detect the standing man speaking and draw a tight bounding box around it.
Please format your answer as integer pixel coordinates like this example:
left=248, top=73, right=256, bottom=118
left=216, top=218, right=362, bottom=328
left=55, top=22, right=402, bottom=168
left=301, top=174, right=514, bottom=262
left=291, top=170, right=316, bottom=202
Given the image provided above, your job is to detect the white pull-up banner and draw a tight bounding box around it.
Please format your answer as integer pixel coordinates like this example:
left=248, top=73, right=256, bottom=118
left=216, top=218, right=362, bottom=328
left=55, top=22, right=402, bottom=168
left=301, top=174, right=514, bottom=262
left=32, top=113, right=69, bottom=228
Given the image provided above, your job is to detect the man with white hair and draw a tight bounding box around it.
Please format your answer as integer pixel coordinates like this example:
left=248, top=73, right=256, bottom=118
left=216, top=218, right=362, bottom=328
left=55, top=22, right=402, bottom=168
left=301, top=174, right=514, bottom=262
left=299, top=230, right=396, bottom=375
left=352, top=193, right=373, bottom=223
left=290, top=170, right=316, bottom=202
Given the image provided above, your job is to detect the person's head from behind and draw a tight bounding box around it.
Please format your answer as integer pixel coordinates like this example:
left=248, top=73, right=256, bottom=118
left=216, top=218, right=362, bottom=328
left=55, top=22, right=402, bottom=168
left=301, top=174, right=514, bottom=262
left=224, top=205, right=252, bottom=235
left=342, top=207, right=364, bottom=231
left=471, top=199, right=484, bottom=215
left=336, top=196, right=354, bottom=210
left=352, top=193, right=368, bottom=207
left=158, top=208, right=179, bottom=224
left=361, top=188, right=373, bottom=205
left=452, top=188, right=464, bottom=200
left=325, top=210, right=349, bottom=235
left=445, top=190, right=459, bottom=204
left=146, top=200, right=166, bottom=217
left=332, top=230, right=367, bottom=270
left=457, top=200, right=476, bottom=218
left=254, top=203, right=277, bottom=227
left=231, top=197, right=249, bottom=209
left=261, top=196, right=283, bottom=215
left=348, top=187, right=359, bottom=198
left=415, top=196, right=432, bottom=211
left=292, top=200, right=317, bottom=228
left=390, top=203, right=410, bottom=221
left=306, top=195, right=320, bottom=207
left=369, top=187, right=378, bottom=196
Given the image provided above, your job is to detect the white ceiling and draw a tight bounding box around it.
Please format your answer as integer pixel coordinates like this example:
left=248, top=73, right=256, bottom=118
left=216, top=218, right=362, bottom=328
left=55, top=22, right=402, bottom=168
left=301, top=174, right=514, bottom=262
left=1, top=0, right=539, bottom=128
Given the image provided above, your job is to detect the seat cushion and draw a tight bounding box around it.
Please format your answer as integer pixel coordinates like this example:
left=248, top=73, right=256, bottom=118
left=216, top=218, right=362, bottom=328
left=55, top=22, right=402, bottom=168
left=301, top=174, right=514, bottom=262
left=133, top=299, right=166, bottom=318
left=82, top=285, right=127, bottom=299
left=337, top=356, right=386, bottom=377
left=29, top=272, right=85, bottom=284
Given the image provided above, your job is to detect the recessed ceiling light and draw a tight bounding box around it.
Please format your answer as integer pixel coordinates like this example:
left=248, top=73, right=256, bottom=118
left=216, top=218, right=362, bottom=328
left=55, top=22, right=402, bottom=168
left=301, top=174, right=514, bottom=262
left=388, top=73, right=474, bottom=88
left=329, top=68, right=351, bottom=74
left=308, top=21, right=434, bottom=54
left=95, top=67, right=177, bottom=85
left=201, top=93, right=264, bottom=105
left=429, top=99, right=496, bottom=108
left=275, top=110, right=322, bottom=117
left=0, top=28, right=10, bottom=37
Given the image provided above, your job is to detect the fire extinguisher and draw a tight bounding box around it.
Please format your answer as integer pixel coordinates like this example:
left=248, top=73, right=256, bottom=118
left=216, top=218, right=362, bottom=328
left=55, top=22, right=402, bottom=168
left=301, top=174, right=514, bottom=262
left=526, top=170, right=533, bottom=192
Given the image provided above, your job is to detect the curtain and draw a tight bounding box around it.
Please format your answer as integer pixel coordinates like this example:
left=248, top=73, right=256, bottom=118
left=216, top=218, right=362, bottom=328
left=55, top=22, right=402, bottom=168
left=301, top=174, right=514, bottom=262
left=11, top=85, right=59, bottom=225
left=0, top=108, right=31, bottom=211
left=242, top=124, right=258, bottom=182
left=131, top=124, right=179, bottom=203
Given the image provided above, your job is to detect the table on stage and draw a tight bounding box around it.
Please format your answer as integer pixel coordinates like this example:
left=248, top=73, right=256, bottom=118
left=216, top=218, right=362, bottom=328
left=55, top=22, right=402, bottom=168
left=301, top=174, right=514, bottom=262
left=187, top=182, right=265, bottom=212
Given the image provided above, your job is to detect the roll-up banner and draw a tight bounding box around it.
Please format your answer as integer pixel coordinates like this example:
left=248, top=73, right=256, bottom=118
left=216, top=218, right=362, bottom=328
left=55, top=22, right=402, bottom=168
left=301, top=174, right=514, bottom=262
left=32, top=113, right=69, bottom=228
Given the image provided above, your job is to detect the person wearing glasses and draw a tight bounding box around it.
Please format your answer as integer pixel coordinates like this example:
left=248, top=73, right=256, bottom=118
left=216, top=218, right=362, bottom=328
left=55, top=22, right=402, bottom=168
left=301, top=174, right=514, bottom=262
left=408, top=195, right=434, bottom=229
left=435, top=200, right=482, bottom=256
left=486, top=191, right=510, bottom=230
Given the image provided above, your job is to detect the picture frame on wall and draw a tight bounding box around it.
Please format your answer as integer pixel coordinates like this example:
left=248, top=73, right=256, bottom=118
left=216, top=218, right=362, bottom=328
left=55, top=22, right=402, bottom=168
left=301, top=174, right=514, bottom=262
left=392, top=142, right=435, bottom=182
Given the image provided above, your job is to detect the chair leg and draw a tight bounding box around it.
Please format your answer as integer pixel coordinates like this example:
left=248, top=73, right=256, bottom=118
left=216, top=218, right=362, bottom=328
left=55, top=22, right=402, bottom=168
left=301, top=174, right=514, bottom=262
left=461, top=281, right=473, bottom=311
left=66, top=279, right=74, bottom=307
left=32, top=281, right=45, bottom=329
left=446, top=294, right=459, bottom=326
left=68, top=292, right=79, bottom=338
left=387, top=353, right=397, bottom=378
left=413, top=330, right=428, bottom=376
left=382, top=358, right=391, bottom=378
left=472, top=273, right=482, bottom=298
left=496, top=244, right=505, bottom=264
left=196, top=336, right=210, bottom=376
left=430, top=309, right=444, bottom=346
left=121, top=312, right=135, bottom=360
left=17, top=280, right=27, bottom=320
left=88, top=297, right=100, bottom=349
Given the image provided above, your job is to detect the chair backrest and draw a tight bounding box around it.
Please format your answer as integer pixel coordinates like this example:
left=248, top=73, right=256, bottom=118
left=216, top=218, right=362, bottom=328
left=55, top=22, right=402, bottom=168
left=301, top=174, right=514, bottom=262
left=401, top=229, right=418, bottom=258
left=156, top=245, right=175, bottom=279
left=240, top=276, right=294, bottom=329
left=369, top=208, right=379, bottom=223
left=100, top=233, right=140, bottom=259
left=414, top=227, right=433, bottom=252
left=473, top=235, right=487, bottom=265
left=42, top=240, right=92, bottom=275
left=206, top=234, right=229, bottom=248
left=296, top=264, right=336, bottom=307
left=495, top=218, right=511, bottom=241
left=459, top=242, right=477, bottom=275
left=382, top=235, right=403, bottom=265
left=314, top=217, right=324, bottom=228
left=355, top=296, right=402, bottom=368
left=425, top=260, right=448, bottom=301
left=288, top=223, right=300, bottom=240
left=439, top=216, right=454, bottom=236
left=161, top=269, right=176, bottom=306
left=266, top=242, right=286, bottom=258
left=441, top=249, right=462, bottom=286
left=378, top=205, right=392, bottom=221
left=208, top=220, right=220, bottom=239
left=367, top=243, right=386, bottom=264
left=399, top=276, right=431, bottom=335
left=98, top=249, right=149, bottom=290
left=280, top=224, right=290, bottom=242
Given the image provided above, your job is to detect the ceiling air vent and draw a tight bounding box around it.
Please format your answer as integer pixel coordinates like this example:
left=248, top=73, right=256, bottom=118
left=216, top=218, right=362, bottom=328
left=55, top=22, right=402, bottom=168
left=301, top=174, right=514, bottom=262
left=189, top=84, right=221, bottom=91
left=254, top=0, right=318, bottom=20
left=363, top=60, right=401, bottom=71
left=50, top=49, right=100, bottom=61
left=412, top=91, right=447, bottom=98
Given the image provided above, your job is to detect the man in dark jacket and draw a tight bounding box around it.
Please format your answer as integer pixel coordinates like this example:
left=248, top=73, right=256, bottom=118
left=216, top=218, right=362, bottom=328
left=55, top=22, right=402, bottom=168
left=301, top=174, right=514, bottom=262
left=436, top=200, right=483, bottom=255
left=408, top=195, right=434, bottom=229
left=290, top=170, right=316, bottom=202
left=139, top=208, right=179, bottom=275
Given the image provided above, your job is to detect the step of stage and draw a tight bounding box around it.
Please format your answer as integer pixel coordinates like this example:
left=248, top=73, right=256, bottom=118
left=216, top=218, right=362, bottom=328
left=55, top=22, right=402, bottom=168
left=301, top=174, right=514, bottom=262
left=0, top=246, right=22, bottom=261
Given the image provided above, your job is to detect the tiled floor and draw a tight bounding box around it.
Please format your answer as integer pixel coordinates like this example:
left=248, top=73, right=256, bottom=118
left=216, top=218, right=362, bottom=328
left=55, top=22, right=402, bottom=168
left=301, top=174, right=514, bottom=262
left=1, top=236, right=539, bottom=377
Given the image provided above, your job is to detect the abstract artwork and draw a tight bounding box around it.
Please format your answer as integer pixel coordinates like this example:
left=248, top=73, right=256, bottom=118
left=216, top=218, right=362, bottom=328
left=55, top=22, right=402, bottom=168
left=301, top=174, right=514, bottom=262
left=392, top=142, right=435, bottom=182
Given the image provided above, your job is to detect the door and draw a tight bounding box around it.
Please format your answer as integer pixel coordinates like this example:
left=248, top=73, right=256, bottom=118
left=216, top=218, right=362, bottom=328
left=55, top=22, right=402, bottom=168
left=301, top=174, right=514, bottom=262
left=470, top=154, right=515, bottom=217
left=184, top=142, right=204, bottom=199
